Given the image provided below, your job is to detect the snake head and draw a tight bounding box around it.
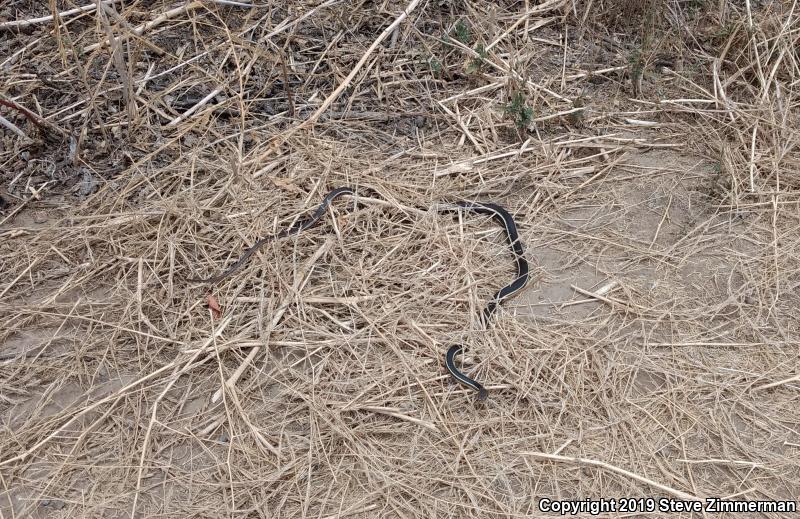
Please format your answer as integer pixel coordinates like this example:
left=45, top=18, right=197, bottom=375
left=476, top=387, right=489, bottom=401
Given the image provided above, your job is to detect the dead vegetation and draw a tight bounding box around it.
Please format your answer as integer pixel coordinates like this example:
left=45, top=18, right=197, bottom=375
left=1, top=0, right=799, bottom=516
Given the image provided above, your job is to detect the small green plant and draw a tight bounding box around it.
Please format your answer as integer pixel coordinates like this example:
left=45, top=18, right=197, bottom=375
left=452, top=20, right=470, bottom=45
left=428, top=56, right=442, bottom=78
left=567, top=95, right=586, bottom=126
left=628, top=49, right=644, bottom=95
left=628, top=49, right=644, bottom=75
left=712, top=23, right=736, bottom=43
left=504, top=92, right=533, bottom=132
left=465, top=43, right=488, bottom=74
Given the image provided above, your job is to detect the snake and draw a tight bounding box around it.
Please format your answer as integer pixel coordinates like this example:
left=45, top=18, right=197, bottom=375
left=442, top=201, right=529, bottom=400
left=184, top=187, right=357, bottom=284
left=186, top=188, right=529, bottom=400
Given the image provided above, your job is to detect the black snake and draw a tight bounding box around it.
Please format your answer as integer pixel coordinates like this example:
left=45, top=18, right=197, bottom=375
left=186, top=187, right=529, bottom=400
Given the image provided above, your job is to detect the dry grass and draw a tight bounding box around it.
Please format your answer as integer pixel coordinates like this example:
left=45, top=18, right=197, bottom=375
left=1, top=0, right=799, bottom=516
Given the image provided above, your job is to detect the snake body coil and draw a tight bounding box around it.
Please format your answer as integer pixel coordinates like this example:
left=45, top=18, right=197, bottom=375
left=186, top=188, right=529, bottom=400
left=443, top=202, right=529, bottom=400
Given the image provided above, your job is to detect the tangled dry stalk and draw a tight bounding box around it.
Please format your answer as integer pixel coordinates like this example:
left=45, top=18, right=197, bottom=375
left=1, top=0, right=799, bottom=516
